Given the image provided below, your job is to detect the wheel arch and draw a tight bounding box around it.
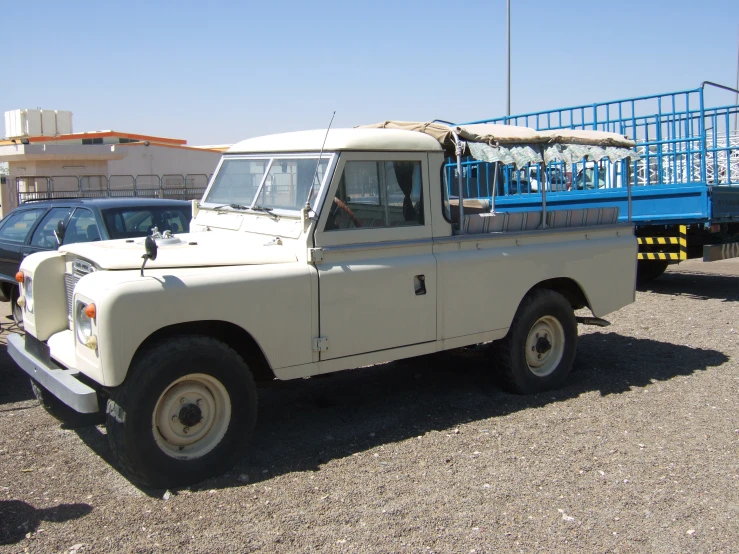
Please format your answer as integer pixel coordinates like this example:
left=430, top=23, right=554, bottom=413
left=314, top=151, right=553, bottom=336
left=131, top=320, right=276, bottom=383
left=528, top=277, right=590, bottom=311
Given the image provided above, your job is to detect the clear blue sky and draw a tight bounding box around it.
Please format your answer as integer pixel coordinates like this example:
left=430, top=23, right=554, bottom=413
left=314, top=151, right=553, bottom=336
left=3, top=0, right=738, bottom=145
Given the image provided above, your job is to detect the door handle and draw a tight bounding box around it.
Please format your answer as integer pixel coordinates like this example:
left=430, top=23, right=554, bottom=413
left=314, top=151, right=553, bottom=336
left=414, top=275, right=426, bottom=295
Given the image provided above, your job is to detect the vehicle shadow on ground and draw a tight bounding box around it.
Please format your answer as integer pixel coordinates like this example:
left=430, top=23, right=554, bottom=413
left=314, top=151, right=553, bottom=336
left=0, top=500, right=92, bottom=545
left=0, top=349, right=36, bottom=407
left=73, top=331, right=727, bottom=496
left=0, top=318, right=35, bottom=407
left=639, top=271, right=738, bottom=302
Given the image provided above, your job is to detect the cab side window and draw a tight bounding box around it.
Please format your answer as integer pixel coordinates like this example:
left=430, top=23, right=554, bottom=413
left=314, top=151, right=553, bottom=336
left=324, top=161, right=423, bottom=231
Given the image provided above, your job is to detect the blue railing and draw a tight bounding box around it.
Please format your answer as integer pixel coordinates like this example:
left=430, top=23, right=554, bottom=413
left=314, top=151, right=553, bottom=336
left=446, top=83, right=739, bottom=224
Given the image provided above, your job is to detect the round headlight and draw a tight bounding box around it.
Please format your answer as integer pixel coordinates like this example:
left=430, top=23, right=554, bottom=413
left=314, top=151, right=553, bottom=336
left=75, top=301, right=93, bottom=343
left=23, top=276, right=33, bottom=313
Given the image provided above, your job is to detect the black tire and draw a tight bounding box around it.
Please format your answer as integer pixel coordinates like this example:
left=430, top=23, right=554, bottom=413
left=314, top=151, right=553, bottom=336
left=10, top=285, right=23, bottom=328
left=636, top=260, right=669, bottom=283
left=105, top=336, right=257, bottom=488
left=491, top=289, right=578, bottom=395
left=31, top=379, right=104, bottom=428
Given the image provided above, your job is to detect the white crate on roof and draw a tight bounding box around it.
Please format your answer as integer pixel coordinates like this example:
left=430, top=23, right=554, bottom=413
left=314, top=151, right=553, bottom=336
left=5, top=109, right=26, bottom=137
left=4, top=109, right=74, bottom=137
left=23, top=109, right=42, bottom=136
left=55, top=110, right=73, bottom=134
left=40, top=110, right=55, bottom=135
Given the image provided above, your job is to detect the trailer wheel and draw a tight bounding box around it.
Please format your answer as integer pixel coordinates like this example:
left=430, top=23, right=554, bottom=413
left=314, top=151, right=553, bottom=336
left=636, top=260, right=668, bottom=283
left=11, top=286, right=23, bottom=328
left=31, top=379, right=104, bottom=428
left=105, top=335, right=257, bottom=488
left=491, top=289, right=578, bottom=394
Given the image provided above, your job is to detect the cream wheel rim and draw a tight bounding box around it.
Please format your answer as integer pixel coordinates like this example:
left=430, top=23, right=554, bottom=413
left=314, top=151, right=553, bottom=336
left=525, top=316, right=565, bottom=377
left=152, top=373, right=231, bottom=459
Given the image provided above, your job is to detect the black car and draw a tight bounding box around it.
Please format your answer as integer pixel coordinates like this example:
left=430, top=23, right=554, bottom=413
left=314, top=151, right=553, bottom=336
left=0, top=197, right=192, bottom=325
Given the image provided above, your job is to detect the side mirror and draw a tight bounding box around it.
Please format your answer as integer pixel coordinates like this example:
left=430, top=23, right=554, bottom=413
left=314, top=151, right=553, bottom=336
left=144, top=235, right=158, bottom=261
left=140, top=235, right=158, bottom=276
left=53, top=220, right=66, bottom=245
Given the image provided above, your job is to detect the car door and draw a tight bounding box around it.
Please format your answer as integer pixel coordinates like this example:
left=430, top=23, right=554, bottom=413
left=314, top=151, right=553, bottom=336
left=312, top=152, right=437, bottom=361
left=63, top=207, right=101, bottom=245
left=24, top=206, right=75, bottom=258
left=0, top=208, right=47, bottom=282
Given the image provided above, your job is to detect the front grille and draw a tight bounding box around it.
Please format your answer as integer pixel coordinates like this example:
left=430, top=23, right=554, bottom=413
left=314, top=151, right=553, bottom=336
left=64, top=259, right=95, bottom=322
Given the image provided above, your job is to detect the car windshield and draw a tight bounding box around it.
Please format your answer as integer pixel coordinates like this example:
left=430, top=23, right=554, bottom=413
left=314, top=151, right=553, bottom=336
left=101, top=206, right=191, bottom=239
left=204, top=156, right=330, bottom=211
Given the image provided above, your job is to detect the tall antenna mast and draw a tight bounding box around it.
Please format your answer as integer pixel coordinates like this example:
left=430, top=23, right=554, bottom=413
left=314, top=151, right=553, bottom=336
left=304, top=111, right=336, bottom=216
left=735, top=23, right=739, bottom=131
left=506, top=0, right=511, bottom=121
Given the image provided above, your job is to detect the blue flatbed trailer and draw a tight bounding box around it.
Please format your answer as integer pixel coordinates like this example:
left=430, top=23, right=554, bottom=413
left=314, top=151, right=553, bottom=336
left=446, top=82, right=739, bottom=279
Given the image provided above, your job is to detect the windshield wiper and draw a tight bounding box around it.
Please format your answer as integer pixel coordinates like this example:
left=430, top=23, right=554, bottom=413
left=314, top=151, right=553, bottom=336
left=213, top=203, right=250, bottom=211
left=249, top=205, right=279, bottom=220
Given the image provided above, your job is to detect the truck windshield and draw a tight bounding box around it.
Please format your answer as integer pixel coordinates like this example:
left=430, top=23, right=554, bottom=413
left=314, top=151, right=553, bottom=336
left=205, top=157, right=330, bottom=211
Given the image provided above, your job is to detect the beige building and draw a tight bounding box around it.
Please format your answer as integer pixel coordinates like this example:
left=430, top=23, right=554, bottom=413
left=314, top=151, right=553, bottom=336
left=0, top=117, right=228, bottom=218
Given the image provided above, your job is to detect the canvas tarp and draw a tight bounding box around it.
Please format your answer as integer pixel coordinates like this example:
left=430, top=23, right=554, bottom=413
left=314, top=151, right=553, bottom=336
left=359, top=121, right=639, bottom=169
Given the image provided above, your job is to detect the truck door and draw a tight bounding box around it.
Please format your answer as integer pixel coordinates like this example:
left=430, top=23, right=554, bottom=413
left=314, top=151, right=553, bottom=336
left=312, top=153, right=436, bottom=360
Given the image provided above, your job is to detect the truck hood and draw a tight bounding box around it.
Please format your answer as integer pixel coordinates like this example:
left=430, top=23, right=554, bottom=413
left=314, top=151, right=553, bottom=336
left=59, top=232, right=297, bottom=270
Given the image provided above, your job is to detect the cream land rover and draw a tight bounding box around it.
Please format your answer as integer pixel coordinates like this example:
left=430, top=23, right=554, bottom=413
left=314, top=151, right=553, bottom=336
left=8, top=122, right=639, bottom=487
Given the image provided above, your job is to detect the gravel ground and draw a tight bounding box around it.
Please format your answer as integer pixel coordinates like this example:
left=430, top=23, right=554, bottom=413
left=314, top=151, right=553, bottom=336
left=1, top=258, right=737, bottom=553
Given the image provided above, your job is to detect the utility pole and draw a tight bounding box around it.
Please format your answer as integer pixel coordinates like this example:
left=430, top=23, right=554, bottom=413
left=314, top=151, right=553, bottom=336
left=506, top=0, right=511, bottom=121
left=735, top=23, right=738, bottom=131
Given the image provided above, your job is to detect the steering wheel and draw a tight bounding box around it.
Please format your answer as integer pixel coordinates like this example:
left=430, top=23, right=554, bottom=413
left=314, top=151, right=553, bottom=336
left=332, top=197, right=362, bottom=228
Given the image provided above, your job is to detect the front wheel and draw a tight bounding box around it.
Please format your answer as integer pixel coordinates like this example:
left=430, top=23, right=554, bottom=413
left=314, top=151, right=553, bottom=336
left=106, top=336, right=257, bottom=488
left=491, top=289, right=578, bottom=394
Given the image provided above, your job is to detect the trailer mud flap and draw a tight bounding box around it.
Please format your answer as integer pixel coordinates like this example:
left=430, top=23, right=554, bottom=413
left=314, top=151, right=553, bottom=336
left=637, top=225, right=687, bottom=261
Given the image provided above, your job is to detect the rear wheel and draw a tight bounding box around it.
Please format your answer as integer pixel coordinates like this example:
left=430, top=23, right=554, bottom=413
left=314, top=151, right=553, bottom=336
left=491, top=289, right=578, bottom=394
left=105, top=336, right=257, bottom=488
left=10, top=286, right=23, bottom=328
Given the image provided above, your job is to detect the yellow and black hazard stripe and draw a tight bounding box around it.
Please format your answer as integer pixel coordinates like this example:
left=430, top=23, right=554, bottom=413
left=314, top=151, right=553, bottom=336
left=637, top=225, right=687, bottom=261
left=638, top=252, right=682, bottom=260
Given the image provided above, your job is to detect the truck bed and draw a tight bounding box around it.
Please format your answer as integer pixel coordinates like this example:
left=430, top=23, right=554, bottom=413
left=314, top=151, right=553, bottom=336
left=447, top=83, right=739, bottom=226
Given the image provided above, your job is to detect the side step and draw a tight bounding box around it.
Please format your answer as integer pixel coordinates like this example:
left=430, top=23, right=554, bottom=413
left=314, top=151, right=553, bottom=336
left=576, top=317, right=611, bottom=327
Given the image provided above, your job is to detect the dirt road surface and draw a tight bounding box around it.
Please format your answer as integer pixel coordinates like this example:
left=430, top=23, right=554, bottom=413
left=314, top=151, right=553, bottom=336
left=1, top=259, right=737, bottom=553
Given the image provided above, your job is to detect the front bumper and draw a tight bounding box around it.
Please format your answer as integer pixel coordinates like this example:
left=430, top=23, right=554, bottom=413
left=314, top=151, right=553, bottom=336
left=7, top=333, right=99, bottom=413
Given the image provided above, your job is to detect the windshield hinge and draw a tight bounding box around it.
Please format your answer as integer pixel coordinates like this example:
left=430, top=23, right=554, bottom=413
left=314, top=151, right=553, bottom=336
left=308, top=248, right=324, bottom=263
left=312, top=336, right=329, bottom=352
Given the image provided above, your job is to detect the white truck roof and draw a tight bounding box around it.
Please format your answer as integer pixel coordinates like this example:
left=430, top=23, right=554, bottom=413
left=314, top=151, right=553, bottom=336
left=228, top=128, right=443, bottom=154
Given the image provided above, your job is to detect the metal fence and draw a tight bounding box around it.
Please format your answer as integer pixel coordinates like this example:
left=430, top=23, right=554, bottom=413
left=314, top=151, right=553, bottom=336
left=13, top=174, right=211, bottom=209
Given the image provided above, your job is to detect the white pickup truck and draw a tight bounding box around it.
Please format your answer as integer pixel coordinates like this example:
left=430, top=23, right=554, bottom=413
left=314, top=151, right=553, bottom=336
left=8, top=122, right=639, bottom=487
